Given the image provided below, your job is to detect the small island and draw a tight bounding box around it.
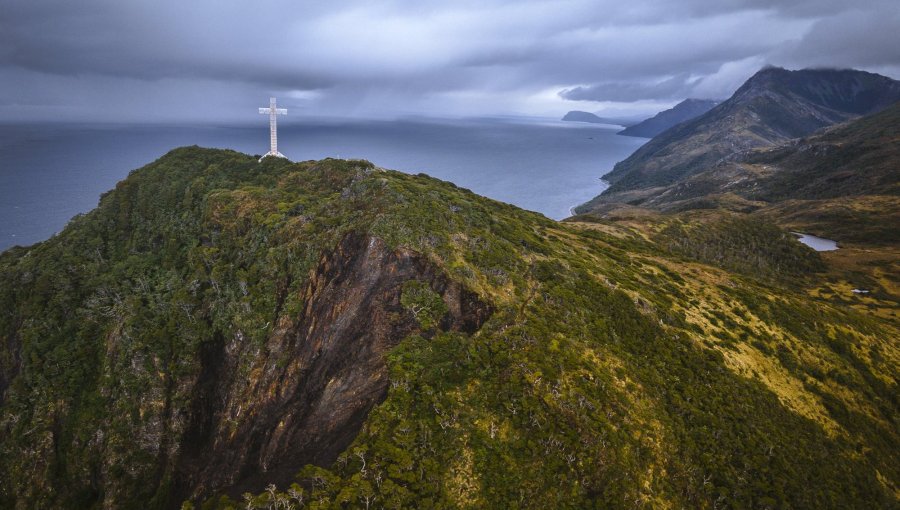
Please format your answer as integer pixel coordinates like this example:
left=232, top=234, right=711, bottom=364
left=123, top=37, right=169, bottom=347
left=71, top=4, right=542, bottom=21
left=561, top=110, right=639, bottom=126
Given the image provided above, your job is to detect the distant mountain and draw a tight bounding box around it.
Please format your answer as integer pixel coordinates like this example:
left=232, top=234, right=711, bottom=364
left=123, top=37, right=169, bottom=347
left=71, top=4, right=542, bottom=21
left=644, top=101, right=900, bottom=244
left=618, top=99, right=719, bottom=138
left=583, top=67, right=900, bottom=208
left=739, top=101, right=900, bottom=201
left=561, top=110, right=641, bottom=126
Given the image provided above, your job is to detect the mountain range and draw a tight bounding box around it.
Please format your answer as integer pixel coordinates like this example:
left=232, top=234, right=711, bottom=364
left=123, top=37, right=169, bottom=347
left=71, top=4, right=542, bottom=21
left=580, top=67, right=900, bottom=210
left=617, top=99, right=720, bottom=138
left=561, top=101, right=719, bottom=135
left=574, top=67, right=900, bottom=247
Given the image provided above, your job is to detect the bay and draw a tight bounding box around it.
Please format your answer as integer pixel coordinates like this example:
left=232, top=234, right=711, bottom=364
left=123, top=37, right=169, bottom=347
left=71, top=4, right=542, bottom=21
left=0, top=118, right=646, bottom=251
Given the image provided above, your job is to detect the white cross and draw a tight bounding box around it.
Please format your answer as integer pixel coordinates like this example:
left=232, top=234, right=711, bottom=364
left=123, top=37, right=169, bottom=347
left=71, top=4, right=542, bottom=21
left=258, top=97, right=287, bottom=161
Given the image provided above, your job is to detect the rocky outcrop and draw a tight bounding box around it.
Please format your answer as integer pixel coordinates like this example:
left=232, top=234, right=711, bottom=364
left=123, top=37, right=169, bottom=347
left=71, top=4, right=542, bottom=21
left=171, top=232, right=492, bottom=505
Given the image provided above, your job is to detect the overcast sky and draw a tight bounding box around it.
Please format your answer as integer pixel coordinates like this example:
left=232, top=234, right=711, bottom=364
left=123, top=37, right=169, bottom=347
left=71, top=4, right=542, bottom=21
left=1, top=0, right=898, bottom=123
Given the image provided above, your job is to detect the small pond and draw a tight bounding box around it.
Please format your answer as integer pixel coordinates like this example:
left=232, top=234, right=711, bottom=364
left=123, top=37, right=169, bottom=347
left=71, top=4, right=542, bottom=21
left=792, top=232, right=839, bottom=251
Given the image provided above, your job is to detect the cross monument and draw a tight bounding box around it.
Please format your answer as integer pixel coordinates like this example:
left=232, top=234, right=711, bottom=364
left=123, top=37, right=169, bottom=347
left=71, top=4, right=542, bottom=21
left=258, top=97, right=287, bottom=161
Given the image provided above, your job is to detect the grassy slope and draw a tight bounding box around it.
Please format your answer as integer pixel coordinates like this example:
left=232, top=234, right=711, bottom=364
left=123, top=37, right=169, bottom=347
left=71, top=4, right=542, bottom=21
left=0, top=148, right=897, bottom=509
left=744, top=101, right=900, bottom=201
left=587, top=102, right=900, bottom=247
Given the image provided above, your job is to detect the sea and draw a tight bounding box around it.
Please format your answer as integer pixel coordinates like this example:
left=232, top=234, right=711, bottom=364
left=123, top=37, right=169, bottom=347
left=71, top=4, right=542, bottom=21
left=0, top=117, right=646, bottom=252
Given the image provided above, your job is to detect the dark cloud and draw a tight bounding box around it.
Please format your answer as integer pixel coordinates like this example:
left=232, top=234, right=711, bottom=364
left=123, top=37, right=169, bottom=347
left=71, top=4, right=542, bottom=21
left=772, top=8, right=900, bottom=70
left=0, top=0, right=897, bottom=121
left=559, top=74, right=693, bottom=102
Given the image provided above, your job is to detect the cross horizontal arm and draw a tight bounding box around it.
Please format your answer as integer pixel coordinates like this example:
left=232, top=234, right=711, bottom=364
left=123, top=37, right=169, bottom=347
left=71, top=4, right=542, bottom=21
left=274, top=108, right=287, bottom=114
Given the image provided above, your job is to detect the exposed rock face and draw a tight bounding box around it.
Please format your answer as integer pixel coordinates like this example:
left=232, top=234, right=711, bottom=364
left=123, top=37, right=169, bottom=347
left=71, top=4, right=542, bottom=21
left=171, top=233, right=492, bottom=504
left=0, top=153, right=497, bottom=509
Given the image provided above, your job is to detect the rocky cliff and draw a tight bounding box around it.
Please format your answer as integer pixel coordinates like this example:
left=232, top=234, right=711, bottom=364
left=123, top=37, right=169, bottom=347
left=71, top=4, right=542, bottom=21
left=0, top=150, right=494, bottom=507
left=172, top=232, right=491, bottom=503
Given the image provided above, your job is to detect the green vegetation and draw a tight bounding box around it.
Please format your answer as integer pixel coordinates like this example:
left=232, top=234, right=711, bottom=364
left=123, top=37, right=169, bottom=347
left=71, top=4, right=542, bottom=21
left=0, top=147, right=897, bottom=509
left=576, top=90, right=900, bottom=251
left=401, top=280, right=448, bottom=330
left=657, top=216, right=826, bottom=279
left=745, top=100, right=900, bottom=202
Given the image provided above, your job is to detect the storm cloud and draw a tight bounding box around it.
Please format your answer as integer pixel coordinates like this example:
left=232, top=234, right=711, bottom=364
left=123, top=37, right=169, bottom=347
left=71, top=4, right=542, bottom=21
left=1, top=0, right=898, bottom=122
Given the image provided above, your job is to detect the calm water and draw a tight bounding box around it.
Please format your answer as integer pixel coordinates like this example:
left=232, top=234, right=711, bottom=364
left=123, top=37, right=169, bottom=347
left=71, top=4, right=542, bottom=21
left=0, top=118, right=645, bottom=251
left=793, top=232, right=839, bottom=251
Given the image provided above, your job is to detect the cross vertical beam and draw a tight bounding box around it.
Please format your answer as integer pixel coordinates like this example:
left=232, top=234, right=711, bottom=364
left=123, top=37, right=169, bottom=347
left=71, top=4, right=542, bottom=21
left=258, top=97, right=288, bottom=161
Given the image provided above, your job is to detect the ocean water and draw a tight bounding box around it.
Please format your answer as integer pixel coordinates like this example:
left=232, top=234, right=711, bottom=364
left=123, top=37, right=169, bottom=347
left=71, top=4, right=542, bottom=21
left=0, top=118, right=646, bottom=251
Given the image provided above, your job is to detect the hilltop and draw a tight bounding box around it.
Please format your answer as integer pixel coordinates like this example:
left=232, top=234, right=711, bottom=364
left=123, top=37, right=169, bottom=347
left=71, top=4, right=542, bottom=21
left=0, top=147, right=897, bottom=509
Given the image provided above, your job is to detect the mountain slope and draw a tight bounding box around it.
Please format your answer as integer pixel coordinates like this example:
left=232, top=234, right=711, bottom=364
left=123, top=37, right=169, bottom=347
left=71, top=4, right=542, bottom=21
left=589, top=100, right=900, bottom=245
left=618, top=98, right=719, bottom=138
left=586, top=67, right=900, bottom=208
left=1, top=148, right=897, bottom=509
left=741, top=99, right=900, bottom=201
